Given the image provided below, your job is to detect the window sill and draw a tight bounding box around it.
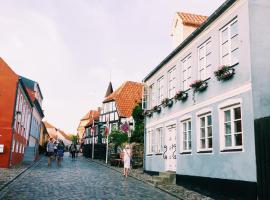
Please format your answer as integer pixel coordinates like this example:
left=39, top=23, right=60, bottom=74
left=220, top=148, right=242, bottom=152
left=155, top=153, right=163, bottom=155
left=146, top=154, right=153, bottom=156
left=180, top=151, right=192, bottom=155
left=197, top=150, right=213, bottom=153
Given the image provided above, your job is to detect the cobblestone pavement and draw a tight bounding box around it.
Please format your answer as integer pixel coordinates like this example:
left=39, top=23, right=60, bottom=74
left=91, top=159, right=213, bottom=200
left=0, top=162, right=33, bottom=190
left=0, top=154, right=177, bottom=200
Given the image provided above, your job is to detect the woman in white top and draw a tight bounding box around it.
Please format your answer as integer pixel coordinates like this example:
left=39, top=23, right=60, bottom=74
left=123, top=144, right=132, bottom=178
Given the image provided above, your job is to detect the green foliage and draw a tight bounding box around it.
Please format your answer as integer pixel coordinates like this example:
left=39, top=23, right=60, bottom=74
left=71, top=135, right=78, bottom=144
left=109, top=129, right=128, bottom=147
left=131, top=103, right=145, bottom=144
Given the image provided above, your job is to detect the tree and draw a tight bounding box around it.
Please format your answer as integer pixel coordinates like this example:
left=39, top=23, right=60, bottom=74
left=109, top=129, right=128, bottom=147
left=130, top=102, right=144, bottom=143
left=71, top=135, right=78, bottom=144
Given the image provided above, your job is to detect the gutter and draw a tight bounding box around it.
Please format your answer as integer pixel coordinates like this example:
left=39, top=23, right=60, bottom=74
left=143, top=0, right=237, bottom=82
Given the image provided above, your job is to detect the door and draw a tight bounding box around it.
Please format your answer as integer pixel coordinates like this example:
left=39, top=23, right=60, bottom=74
left=165, top=125, right=176, bottom=171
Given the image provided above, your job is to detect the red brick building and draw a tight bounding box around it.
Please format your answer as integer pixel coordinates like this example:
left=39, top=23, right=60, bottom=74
left=0, top=58, right=33, bottom=168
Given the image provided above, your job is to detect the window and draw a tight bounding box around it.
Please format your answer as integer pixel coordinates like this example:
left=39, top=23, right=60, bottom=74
left=157, top=76, right=165, bottom=105
left=149, top=83, right=156, bottom=108
left=147, top=130, right=153, bottom=154
left=220, top=18, right=239, bottom=66
left=182, top=54, right=192, bottom=90
left=198, top=39, right=211, bottom=80
left=181, top=120, right=192, bottom=153
left=168, top=67, right=176, bottom=99
left=151, top=131, right=156, bottom=153
left=156, top=127, right=164, bottom=153
left=198, top=114, right=213, bottom=151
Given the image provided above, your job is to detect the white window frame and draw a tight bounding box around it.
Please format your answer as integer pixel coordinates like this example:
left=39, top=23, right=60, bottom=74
left=168, top=67, right=176, bottom=99
left=198, top=39, right=211, bottom=80
left=197, top=112, right=213, bottom=152
left=156, top=127, right=164, bottom=154
left=182, top=54, right=192, bottom=91
left=147, top=129, right=153, bottom=154
left=149, top=83, right=156, bottom=109
left=220, top=18, right=239, bottom=66
left=157, top=76, right=165, bottom=105
left=180, top=118, right=192, bottom=153
left=219, top=100, right=243, bottom=151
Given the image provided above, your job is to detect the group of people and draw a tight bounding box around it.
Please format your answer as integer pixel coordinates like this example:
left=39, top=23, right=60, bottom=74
left=46, top=138, right=65, bottom=167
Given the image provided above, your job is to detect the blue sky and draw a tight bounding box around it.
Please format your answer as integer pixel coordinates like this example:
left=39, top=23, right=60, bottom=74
left=0, top=0, right=224, bottom=133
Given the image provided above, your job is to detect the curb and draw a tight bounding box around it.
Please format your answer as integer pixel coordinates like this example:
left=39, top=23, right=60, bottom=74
left=0, top=157, right=44, bottom=195
left=87, top=158, right=183, bottom=200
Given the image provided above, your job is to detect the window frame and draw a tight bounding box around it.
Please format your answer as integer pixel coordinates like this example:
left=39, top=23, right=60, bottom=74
left=198, top=38, right=212, bottom=80
left=197, top=112, right=213, bottom=153
left=168, top=66, right=176, bottom=99
left=180, top=118, right=192, bottom=154
left=157, top=76, right=165, bottom=105
left=156, top=126, right=164, bottom=154
left=220, top=17, right=239, bottom=66
left=181, top=54, right=192, bottom=91
left=219, top=101, right=243, bottom=152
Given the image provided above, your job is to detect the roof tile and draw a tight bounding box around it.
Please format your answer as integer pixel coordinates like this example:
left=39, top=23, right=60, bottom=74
left=177, top=12, right=208, bottom=27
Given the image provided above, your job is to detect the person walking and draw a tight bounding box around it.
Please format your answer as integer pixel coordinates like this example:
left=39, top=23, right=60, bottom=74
left=69, top=143, right=77, bottom=160
left=46, top=138, right=55, bottom=167
left=123, top=144, right=132, bottom=178
left=57, top=140, right=65, bottom=167
left=53, top=141, right=58, bottom=159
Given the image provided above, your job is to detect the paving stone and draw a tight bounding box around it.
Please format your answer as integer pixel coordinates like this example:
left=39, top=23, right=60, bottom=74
left=0, top=154, right=177, bottom=200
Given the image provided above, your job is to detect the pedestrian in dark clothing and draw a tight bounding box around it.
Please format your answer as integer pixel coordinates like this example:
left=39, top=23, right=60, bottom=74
left=47, top=138, right=54, bottom=167
left=57, top=140, right=65, bottom=167
left=69, top=143, right=77, bottom=159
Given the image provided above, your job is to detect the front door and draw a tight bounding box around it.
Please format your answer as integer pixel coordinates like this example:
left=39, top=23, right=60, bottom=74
left=165, top=125, right=176, bottom=171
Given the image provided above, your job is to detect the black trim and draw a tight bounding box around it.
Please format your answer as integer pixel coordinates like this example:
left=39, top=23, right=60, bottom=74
left=146, top=154, right=153, bottom=156
left=220, top=148, right=242, bottom=152
left=197, top=150, right=212, bottom=153
left=155, top=153, right=162, bottom=155
left=143, top=170, right=159, bottom=176
left=143, top=0, right=237, bottom=82
left=180, top=152, right=191, bottom=155
left=176, top=174, right=257, bottom=200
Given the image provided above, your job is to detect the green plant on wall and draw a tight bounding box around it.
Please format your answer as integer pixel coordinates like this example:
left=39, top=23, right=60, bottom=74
left=131, top=102, right=144, bottom=144
left=109, top=129, right=128, bottom=147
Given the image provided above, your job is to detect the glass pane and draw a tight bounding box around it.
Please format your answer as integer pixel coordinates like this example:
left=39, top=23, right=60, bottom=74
left=200, top=117, right=205, bottom=128
left=231, top=21, right=238, bottom=37
left=231, top=49, right=239, bottom=65
left=188, top=141, right=192, bottom=150
left=199, top=46, right=205, bottom=59
left=234, top=107, right=241, bottom=120
left=222, top=54, right=230, bottom=66
left=235, top=134, right=242, bottom=146
left=208, top=138, right=212, bottom=148
left=188, top=121, right=191, bottom=130
left=206, top=41, right=211, bottom=55
left=231, top=35, right=238, bottom=51
left=208, top=126, right=212, bottom=137
left=183, top=123, right=187, bottom=132
left=183, top=142, right=187, bottom=150
left=225, top=135, right=232, bottom=147
left=222, top=41, right=229, bottom=56
left=207, top=115, right=212, bottom=126
left=201, top=128, right=205, bottom=138
left=201, top=139, right=205, bottom=149
left=199, top=58, right=205, bottom=70
left=222, top=28, right=229, bottom=43
left=234, top=120, right=242, bottom=133
left=183, top=132, right=187, bottom=140
left=225, top=110, right=231, bottom=122
left=225, top=122, right=231, bottom=135
left=188, top=131, right=191, bottom=141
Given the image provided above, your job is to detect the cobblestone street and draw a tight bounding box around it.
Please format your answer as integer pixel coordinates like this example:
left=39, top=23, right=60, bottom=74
left=0, top=154, right=177, bottom=200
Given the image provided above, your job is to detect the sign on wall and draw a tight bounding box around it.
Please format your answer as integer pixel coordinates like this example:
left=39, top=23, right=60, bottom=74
left=0, top=144, right=4, bottom=153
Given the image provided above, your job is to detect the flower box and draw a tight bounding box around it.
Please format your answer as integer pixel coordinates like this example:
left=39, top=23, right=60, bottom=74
left=144, top=110, right=153, bottom=117
left=152, top=105, right=161, bottom=113
left=161, top=98, right=174, bottom=108
left=214, top=65, right=235, bottom=81
left=174, top=91, right=188, bottom=101
left=190, top=80, right=208, bottom=93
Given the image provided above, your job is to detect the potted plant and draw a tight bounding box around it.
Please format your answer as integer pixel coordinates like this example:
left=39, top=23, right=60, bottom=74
left=161, top=98, right=173, bottom=108
left=214, top=65, right=235, bottom=81
left=190, top=80, right=208, bottom=93
left=143, top=110, right=153, bottom=117
left=174, top=90, right=188, bottom=101
left=152, top=105, right=161, bottom=113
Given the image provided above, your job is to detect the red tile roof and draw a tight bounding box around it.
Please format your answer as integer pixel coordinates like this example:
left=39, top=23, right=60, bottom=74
left=43, top=121, right=71, bottom=141
left=85, top=110, right=100, bottom=127
left=103, top=81, right=143, bottom=118
left=177, top=12, right=208, bottom=27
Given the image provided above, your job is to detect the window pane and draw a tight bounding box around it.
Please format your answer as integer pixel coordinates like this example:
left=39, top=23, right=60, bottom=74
left=206, top=41, right=211, bottom=55
left=231, top=21, right=238, bottom=37
left=231, top=35, right=238, bottom=51
left=222, top=54, right=230, bottom=66
left=199, top=46, right=205, bottom=59
left=222, top=28, right=229, bottom=43
left=183, top=142, right=187, bottom=150
left=234, top=107, right=241, bottom=120
left=222, top=41, right=229, bottom=56
left=188, top=121, right=191, bottom=130
left=225, top=123, right=231, bottom=134
left=188, top=141, right=192, bottom=149
left=201, top=128, right=205, bottom=138
left=234, top=120, right=242, bottom=133
left=201, top=139, right=205, bottom=149
left=183, top=132, right=187, bottom=140
left=225, top=110, right=231, bottom=122
left=188, top=131, right=191, bottom=140
left=231, top=48, right=239, bottom=65
left=183, top=123, right=187, bottom=132
left=208, top=138, right=212, bottom=148
left=207, top=115, right=212, bottom=126
left=200, top=117, right=205, bottom=128
left=235, top=133, right=242, bottom=146
left=208, top=126, right=212, bottom=137
left=225, top=135, right=232, bottom=147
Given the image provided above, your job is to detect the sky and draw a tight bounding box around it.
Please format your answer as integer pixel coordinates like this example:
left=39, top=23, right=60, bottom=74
left=0, top=0, right=225, bottom=134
